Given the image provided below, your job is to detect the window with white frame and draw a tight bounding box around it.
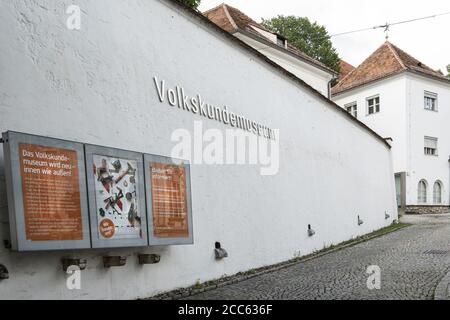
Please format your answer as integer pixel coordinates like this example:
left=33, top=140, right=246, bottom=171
left=345, top=102, right=357, bottom=118
left=424, top=91, right=438, bottom=111
left=418, top=180, right=427, bottom=203
left=424, top=136, right=438, bottom=156
left=367, top=96, right=380, bottom=115
left=433, top=181, right=442, bottom=204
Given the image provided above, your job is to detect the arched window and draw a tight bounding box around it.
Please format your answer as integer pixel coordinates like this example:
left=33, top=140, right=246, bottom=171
left=418, top=180, right=427, bottom=204
left=433, top=181, right=442, bottom=204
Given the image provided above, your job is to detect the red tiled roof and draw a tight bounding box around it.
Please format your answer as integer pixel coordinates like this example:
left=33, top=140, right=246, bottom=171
left=203, top=3, right=235, bottom=33
left=203, top=3, right=335, bottom=75
left=337, top=60, right=355, bottom=82
left=332, top=41, right=449, bottom=95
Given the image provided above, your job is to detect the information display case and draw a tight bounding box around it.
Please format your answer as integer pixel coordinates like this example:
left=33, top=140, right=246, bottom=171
left=2, top=131, right=91, bottom=251
left=144, top=154, right=194, bottom=246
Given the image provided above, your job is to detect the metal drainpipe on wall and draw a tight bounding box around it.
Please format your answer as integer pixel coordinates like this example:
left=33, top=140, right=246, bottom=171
left=328, top=79, right=333, bottom=99
left=406, top=78, right=412, bottom=208
left=448, top=155, right=450, bottom=206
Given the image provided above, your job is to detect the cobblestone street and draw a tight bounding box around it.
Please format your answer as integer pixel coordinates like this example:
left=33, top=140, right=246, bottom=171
left=187, top=215, right=450, bottom=300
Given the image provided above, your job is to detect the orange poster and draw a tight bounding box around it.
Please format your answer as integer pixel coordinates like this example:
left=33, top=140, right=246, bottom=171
left=19, top=143, right=83, bottom=241
left=151, top=163, right=189, bottom=238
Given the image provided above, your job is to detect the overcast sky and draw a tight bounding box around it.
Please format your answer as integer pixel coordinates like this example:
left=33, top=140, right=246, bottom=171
left=199, top=0, right=450, bottom=72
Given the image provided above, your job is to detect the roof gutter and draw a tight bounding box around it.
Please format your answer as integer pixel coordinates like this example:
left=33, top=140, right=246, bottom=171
left=333, top=69, right=450, bottom=98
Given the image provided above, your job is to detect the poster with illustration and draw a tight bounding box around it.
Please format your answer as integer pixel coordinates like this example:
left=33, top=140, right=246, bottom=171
left=93, top=155, right=142, bottom=240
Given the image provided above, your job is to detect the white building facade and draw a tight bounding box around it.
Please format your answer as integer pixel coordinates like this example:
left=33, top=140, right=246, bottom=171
left=204, top=4, right=337, bottom=97
left=0, top=0, right=397, bottom=299
left=333, top=42, right=450, bottom=214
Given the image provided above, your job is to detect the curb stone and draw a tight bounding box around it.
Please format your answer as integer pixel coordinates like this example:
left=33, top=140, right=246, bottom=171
left=150, top=224, right=410, bottom=300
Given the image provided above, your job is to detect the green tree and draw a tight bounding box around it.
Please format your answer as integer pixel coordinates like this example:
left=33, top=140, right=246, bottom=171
left=447, top=65, right=450, bottom=78
left=178, top=0, right=201, bottom=10
left=262, top=15, right=340, bottom=73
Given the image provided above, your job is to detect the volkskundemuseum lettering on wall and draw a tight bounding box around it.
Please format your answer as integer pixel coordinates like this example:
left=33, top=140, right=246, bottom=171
left=153, top=76, right=276, bottom=140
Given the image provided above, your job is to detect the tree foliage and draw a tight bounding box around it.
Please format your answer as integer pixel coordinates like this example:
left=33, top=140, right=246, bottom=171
left=262, top=15, right=340, bottom=73
left=447, top=65, right=450, bottom=78
left=178, top=0, right=201, bottom=10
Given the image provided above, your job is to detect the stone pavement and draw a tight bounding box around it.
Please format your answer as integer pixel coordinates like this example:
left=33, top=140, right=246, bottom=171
left=186, top=214, right=450, bottom=300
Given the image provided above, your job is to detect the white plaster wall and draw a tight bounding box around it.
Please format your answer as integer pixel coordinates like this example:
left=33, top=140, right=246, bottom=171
left=333, top=76, right=408, bottom=175
left=406, top=74, right=450, bottom=206
left=333, top=74, right=450, bottom=207
left=235, top=33, right=333, bottom=97
left=0, top=0, right=397, bottom=299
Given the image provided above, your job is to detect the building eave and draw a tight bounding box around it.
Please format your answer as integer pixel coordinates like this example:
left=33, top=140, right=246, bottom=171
left=236, top=28, right=337, bottom=77
left=332, top=69, right=450, bottom=98
left=332, top=71, right=405, bottom=97
left=406, top=69, right=450, bottom=86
